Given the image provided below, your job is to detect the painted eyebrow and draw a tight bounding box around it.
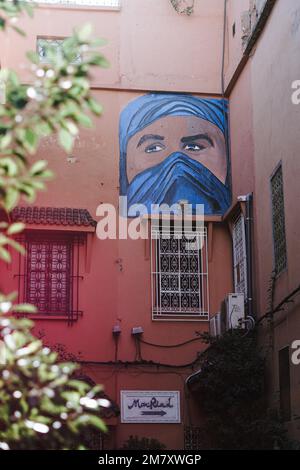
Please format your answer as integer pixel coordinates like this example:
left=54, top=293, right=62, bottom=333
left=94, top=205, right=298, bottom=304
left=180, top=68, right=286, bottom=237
left=181, top=133, right=214, bottom=147
left=137, top=134, right=165, bottom=148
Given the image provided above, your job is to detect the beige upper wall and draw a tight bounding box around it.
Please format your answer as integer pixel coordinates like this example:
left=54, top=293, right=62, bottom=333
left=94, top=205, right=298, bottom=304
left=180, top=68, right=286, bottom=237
left=0, top=0, right=225, bottom=94
left=250, top=0, right=300, bottom=312
left=224, top=0, right=250, bottom=88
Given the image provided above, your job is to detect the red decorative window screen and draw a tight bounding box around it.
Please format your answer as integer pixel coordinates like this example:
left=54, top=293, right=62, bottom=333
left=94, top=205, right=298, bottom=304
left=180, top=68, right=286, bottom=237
left=17, top=231, right=85, bottom=323
left=25, top=238, right=71, bottom=314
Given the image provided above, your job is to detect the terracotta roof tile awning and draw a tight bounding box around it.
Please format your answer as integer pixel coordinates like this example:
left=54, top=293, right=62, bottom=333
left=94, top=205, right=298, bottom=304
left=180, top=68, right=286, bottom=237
left=11, top=207, right=97, bottom=228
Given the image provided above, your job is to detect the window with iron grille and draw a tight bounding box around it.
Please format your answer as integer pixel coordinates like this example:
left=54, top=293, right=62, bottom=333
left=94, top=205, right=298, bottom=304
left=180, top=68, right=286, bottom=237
left=37, top=37, right=82, bottom=65
left=232, top=214, right=247, bottom=298
left=271, top=164, right=287, bottom=275
left=17, top=232, right=84, bottom=324
left=151, top=223, right=209, bottom=321
left=184, top=427, right=203, bottom=450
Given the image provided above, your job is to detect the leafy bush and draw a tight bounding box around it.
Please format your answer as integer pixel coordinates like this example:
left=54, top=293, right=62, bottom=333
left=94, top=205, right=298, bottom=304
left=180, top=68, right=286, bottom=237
left=194, top=331, right=300, bottom=450
left=0, top=1, right=110, bottom=450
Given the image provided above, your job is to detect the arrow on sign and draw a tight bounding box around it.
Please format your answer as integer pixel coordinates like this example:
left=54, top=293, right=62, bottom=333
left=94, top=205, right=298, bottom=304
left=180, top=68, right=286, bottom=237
left=141, top=410, right=167, bottom=416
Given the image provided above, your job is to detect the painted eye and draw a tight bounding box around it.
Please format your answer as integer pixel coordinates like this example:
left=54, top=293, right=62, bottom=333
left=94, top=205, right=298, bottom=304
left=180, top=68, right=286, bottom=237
left=183, top=143, right=205, bottom=152
left=145, top=143, right=165, bottom=153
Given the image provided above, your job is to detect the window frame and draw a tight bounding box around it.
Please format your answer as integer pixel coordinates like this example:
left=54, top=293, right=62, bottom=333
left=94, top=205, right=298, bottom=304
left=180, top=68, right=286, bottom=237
left=232, top=213, right=248, bottom=298
left=16, top=230, right=85, bottom=324
left=36, top=36, right=82, bottom=65
left=151, top=222, right=209, bottom=322
left=270, top=162, right=288, bottom=276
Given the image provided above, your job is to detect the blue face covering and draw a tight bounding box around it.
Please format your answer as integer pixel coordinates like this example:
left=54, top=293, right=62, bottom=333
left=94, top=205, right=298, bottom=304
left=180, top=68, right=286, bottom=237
left=127, top=153, right=230, bottom=216
left=119, top=94, right=231, bottom=216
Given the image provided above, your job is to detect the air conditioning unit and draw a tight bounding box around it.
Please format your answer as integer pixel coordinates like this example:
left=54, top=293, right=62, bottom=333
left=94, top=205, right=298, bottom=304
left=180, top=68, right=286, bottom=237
left=210, top=313, right=222, bottom=338
left=225, top=293, right=245, bottom=330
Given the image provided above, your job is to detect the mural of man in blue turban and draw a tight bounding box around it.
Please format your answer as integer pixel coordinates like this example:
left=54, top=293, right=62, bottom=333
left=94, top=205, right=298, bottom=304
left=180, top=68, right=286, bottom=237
left=119, top=93, right=231, bottom=216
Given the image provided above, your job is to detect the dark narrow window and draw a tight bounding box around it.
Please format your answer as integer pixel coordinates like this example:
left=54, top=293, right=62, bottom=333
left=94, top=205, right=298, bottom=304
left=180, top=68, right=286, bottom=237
left=232, top=22, right=236, bottom=37
left=184, top=426, right=202, bottom=450
left=271, top=164, right=287, bottom=275
left=279, top=347, right=291, bottom=422
left=17, top=231, right=84, bottom=323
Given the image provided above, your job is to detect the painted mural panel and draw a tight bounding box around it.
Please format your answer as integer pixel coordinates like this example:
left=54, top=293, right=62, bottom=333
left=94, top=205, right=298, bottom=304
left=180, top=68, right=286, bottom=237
left=119, top=94, right=231, bottom=216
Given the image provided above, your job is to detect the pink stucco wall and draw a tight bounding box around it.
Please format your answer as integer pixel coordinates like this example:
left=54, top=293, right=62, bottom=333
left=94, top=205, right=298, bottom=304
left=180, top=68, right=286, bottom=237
left=0, top=1, right=234, bottom=449
left=3, top=0, right=299, bottom=448
left=250, top=0, right=300, bottom=439
left=227, top=0, right=300, bottom=440
left=0, top=0, right=225, bottom=94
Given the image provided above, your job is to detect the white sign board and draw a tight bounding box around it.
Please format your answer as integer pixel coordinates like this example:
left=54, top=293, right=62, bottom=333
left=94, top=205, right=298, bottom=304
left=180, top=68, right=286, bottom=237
left=120, top=391, right=181, bottom=423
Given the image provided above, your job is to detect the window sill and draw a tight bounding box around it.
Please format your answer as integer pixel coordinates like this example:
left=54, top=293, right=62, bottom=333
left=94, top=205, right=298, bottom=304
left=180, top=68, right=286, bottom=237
left=152, top=314, right=209, bottom=322
left=36, top=3, right=121, bottom=12
left=19, top=315, right=70, bottom=321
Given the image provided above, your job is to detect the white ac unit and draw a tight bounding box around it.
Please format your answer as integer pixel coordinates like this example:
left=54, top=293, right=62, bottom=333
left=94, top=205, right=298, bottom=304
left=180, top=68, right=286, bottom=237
left=210, top=313, right=222, bottom=338
left=225, top=293, right=245, bottom=330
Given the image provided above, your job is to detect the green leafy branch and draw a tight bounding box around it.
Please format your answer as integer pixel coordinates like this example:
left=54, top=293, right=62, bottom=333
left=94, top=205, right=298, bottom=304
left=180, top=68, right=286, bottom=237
left=0, top=313, right=107, bottom=449
left=0, top=2, right=110, bottom=449
left=0, top=22, right=108, bottom=265
left=0, top=0, right=34, bottom=34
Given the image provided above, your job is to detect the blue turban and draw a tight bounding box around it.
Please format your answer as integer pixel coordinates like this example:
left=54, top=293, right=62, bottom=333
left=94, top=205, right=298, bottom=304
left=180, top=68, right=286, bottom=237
left=119, top=93, right=230, bottom=215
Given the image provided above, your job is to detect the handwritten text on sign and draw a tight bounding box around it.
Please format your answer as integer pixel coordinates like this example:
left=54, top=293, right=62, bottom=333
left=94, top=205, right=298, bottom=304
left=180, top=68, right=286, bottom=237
left=120, top=391, right=181, bottom=423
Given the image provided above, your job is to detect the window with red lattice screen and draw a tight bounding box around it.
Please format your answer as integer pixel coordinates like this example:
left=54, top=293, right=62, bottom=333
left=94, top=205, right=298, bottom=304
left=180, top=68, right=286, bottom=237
left=25, top=236, right=71, bottom=315
left=17, top=231, right=85, bottom=323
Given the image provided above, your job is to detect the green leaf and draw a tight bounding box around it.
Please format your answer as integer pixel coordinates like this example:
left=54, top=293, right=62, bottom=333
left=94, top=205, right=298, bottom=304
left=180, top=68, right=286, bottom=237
left=17, top=182, right=35, bottom=202
left=0, top=133, right=12, bottom=150
left=6, top=238, right=26, bottom=255
left=89, top=55, right=110, bottom=68
left=87, top=98, right=103, bottom=116
left=7, top=222, right=25, bottom=235
left=4, top=187, right=19, bottom=211
left=58, top=129, right=74, bottom=152
left=11, top=25, right=26, bottom=37
left=75, top=113, right=92, bottom=128
left=13, top=304, right=37, bottom=313
left=64, top=121, right=78, bottom=136
left=26, top=51, right=40, bottom=65
left=76, top=413, right=107, bottom=432
left=39, top=169, right=54, bottom=180
left=24, top=128, right=38, bottom=152
left=0, top=246, right=11, bottom=263
left=29, top=160, right=48, bottom=176
left=0, top=157, right=17, bottom=176
left=77, top=23, right=93, bottom=42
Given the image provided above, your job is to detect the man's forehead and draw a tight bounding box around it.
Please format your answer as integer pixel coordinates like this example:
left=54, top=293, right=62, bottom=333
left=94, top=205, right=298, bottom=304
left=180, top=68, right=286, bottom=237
left=128, top=115, right=222, bottom=142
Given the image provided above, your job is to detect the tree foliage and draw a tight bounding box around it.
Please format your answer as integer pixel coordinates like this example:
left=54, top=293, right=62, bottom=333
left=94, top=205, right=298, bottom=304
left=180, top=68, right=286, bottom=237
left=0, top=316, right=108, bottom=450
left=194, top=331, right=299, bottom=450
left=0, top=1, right=110, bottom=449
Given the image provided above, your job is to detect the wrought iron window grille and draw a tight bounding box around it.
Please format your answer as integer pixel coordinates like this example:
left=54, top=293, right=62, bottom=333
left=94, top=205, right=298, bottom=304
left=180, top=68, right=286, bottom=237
left=151, top=221, right=209, bottom=322
left=232, top=213, right=248, bottom=298
left=37, top=37, right=82, bottom=65
left=15, top=231, right=85, bottom=325
left=271, top=164, right=287, bottom=275
left=184, top=426, right=203, bottom=450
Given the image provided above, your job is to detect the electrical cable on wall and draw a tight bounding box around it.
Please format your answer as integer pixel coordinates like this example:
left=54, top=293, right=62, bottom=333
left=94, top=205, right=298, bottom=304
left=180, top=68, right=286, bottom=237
left=137, top=336, right=204, bottom=349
